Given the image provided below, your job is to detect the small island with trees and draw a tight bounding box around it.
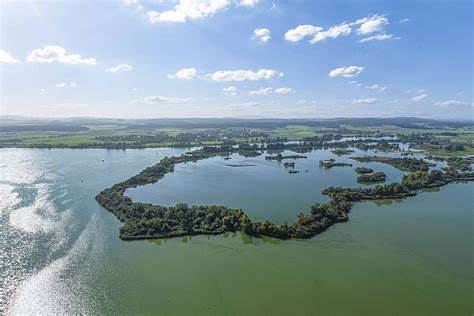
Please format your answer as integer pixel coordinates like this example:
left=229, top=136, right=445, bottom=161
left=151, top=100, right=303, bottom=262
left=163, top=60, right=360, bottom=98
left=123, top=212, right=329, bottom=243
left=354, top=167, right=374, bottom=174
left=357, top=171, right=386, bottom=184
left=319, top=159, right=353, bottom=169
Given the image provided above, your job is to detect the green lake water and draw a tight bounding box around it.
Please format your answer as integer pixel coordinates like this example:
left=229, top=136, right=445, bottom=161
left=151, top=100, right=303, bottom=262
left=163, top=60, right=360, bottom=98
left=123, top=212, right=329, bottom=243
left=1, top=148, right=473, bottom=315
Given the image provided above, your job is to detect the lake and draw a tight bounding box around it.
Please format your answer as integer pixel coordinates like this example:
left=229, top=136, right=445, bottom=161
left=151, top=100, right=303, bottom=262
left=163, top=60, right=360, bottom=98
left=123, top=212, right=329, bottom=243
left=1, top=148, right=473, bottom=315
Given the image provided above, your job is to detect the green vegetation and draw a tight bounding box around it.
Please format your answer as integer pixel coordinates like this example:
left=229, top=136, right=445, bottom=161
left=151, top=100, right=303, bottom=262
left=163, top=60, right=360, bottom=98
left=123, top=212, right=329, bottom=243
left=3, top=118, right=472, bottom=155
left=95, top=139, right=474, bottom=241
left=350, top=156, right=435, bottom=172
left=357, top=172, right=386, bottom=184
left=354, top=167, right=374, bottom=174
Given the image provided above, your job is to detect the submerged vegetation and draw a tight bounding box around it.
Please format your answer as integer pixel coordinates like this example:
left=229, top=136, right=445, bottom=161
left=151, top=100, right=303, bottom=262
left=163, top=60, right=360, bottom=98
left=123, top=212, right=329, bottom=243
left=95, top=143, right=474, bottom=241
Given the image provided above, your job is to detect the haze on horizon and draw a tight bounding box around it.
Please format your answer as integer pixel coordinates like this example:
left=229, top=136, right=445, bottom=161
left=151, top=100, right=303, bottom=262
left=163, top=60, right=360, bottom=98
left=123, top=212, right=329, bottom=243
left=0, top=0, right=472, bottom=120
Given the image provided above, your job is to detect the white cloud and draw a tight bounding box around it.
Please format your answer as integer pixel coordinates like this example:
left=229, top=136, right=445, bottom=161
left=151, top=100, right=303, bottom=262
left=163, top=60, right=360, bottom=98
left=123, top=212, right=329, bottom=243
left=329, top=66, right=364, bottom=78
left=0, top=50, right=20, bottom=64
left=249, top=87, right=273, bottom=95
left=435, top=100, right=467, bottom=107
left=147, top=0, right=230, bottom=23
left=27, top=46, right=96, bottom=65
left=55, top=82, right=77, bottom=88
left=254, top=28, right=271, bottom=42
left=352, top=98, right=382, bottom=104
left=132, top=95, right=192, bottom=104
left=411, top=94, right=428, bottom=102
left=360, top=33, right=398, bottom=43
left=309, top=23, right=351, bottom=44
left=417, top=89, right=426, bottom=94
left=132, top=88, right=138, bottom=92
left=355, top=14, right=388, bottom=34
left=238, top=0, right=258, bottom=7
left=275, top=87, right=296, bottom=94
left=168, top=67, right=198, bottom=79
left=40, top=88, right=46, bottom=92
left=400, top=18, right=410, bottom=23
left=223, top=85, right=237, bottom=95
left=366, top=84, right=387, bottom=91
left=107, top=64, right=133, bottom=72
left=209, top=69, right=282, bottom=81
left=284, top=24, right=322, bottom=42
left=123, top=0, right=138, bottom=5
left=286, top=14, right=394, bottom=45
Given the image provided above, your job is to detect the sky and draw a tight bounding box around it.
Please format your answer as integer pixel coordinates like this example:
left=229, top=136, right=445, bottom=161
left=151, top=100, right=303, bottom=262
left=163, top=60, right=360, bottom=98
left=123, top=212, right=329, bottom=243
left=0, top=0, right=472, bottom=119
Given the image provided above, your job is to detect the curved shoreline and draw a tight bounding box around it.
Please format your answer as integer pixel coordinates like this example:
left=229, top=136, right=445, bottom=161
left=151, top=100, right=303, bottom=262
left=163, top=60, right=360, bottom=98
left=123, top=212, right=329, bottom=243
left=95, top=147, right=474, bottom=241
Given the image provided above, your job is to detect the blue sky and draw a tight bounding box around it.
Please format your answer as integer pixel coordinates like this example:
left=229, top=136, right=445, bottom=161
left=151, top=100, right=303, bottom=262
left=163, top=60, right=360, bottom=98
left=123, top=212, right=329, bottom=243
left=0, top=0, right=472, bottom=119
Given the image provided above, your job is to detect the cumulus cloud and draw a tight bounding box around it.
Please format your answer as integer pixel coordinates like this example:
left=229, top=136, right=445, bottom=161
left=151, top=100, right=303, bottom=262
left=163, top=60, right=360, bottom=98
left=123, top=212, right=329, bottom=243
left=352, top=98, right=382, bottom=104
left=208, top=69, right=282, bottom=81
left=107, top=64, right=133, bottom=72
left=132, top=95, right=192, bottom=104
left=284, top=24, right=323, bottom=42
left=285, top=14, right=394, bottom=45
left=27, top=46, right=96, bottom=65
left=400, top=18, right=410, bottom=23
left=309, top=23, right=351, bottom=44
left=0, top=50, right=20, bottom=64
left=147, top=0, right=230, bottom=23
left=254, top=28, right=271, bottom=42
left=56, top=82, right=77, bottom=88
left=275, top=87, right=296, bottom=94
left=223, top=85, right=237, bottom=95
left=249, top=87, right=273, bottom=95
left=411, top=94, right=428, bottom=102
left=366, top=84, right=387, bottom=91
left=329, top=66, right=364, bottom=78
left=168, top=67, right=198, bottom=79
left=435, top=100, right=468, bottom=107
left=355, top=14, right=388, bottom=34
left=360, top=33, right=398, bottom=43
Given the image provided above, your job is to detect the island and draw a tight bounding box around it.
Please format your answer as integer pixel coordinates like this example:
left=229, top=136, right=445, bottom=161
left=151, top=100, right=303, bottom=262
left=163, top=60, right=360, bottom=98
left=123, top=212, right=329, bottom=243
left=354, top=167, right=374, bottom=174
left=357, top=171, right=386, bottom=183
left=350, top=156, right=435, bottom=172
left=331, top=149, right=355, bottom=156
left=319, top=159, right=353, bottom=169
left=95, top=145, right=474, bottom=241
left=265, top=154, right=308, bottom=161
